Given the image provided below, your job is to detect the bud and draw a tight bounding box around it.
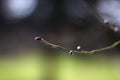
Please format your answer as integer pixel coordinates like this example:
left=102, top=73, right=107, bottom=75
left=104, top=19, right=109, bottom=24
left=69, top=50, right=74, bottom=55
left=77, top=46, right=81, bottom=50
left=34, top=36, right=42, bottom=41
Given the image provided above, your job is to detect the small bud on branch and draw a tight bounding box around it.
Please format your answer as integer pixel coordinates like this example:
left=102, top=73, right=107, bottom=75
left=104, top=19, right=109, bottom=25
left=77, top=46, right=81, bottom=50
left=69, top=50, right=74, bottom=55
left=34, top=37, right=42, bottom=41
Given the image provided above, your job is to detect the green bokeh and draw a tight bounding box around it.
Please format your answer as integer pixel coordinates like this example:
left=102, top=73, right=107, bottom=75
left=0, top=52, right=120, bottom=80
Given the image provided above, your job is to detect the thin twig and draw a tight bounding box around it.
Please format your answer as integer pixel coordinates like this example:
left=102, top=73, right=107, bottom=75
left=82, top=0, right=119, bottom=32
left=35, top=37, right=120, bottom=54
left=35, top=37, right=70, bottom=51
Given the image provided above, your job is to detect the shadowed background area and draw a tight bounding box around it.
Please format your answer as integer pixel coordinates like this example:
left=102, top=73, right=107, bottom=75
left=0, top=0, right=120, bottom=80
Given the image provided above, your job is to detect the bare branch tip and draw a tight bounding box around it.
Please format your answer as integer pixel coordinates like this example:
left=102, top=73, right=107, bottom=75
left=103, top=19, right=109, bottom=24
left=34, top=36, right=43, bottom=41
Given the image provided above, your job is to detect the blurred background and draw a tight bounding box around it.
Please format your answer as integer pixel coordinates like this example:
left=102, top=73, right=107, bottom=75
left=0, top=0, right=120, bottom=80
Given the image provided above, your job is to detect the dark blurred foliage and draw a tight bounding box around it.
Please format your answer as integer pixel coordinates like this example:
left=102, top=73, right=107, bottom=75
left=0, top=0, right=120, bottom=55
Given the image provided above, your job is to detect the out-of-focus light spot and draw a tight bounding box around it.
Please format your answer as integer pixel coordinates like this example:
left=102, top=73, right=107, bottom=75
left=114, top=27, right=119, bottom=32
left=3, top=0, right=38, bottom=20
left=96, top=0, right=120, bottom=28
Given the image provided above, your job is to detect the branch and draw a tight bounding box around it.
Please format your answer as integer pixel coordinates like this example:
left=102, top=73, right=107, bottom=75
left=82, top=0, right=119, bottom=32
left=35, top=37, right=120, bottom=55
left=34, top=2, right=120, bottom=55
